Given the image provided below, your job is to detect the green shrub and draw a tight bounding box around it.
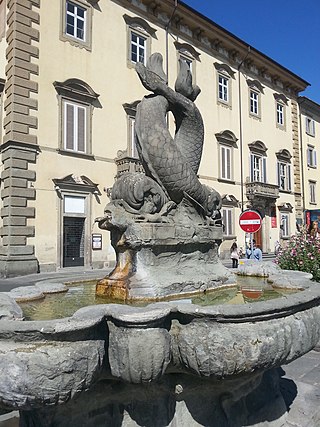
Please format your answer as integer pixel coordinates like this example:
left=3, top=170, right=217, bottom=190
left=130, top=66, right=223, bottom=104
left=275, top=228, right=320, bottom=282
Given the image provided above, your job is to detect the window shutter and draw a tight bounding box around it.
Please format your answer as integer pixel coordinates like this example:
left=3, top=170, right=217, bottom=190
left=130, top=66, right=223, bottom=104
left=287, top=164, right=291, bottom=191
left=277, top=162, right=280, bottom=187
left=250, top=154, right=254, bottom=181
left=314, top=150, right=317, bottom=166
left=65, top=103, right=74, bottom=150
left=221, top=146, right=226, bottom=178
left=262, top=157, right=267, bottom=183
left=226, top=147, right=231, bottom=180
left=77, top=106, right=86, bottom=152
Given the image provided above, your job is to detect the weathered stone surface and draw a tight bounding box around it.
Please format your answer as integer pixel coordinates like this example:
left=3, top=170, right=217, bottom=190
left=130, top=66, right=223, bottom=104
left=0, top=340, right=105, bottom=410
left=5, top=285, right=43, bottom=302
left=108, top=320, right=171, bottom=383
left=34, top=282, right=67, bottom=294
left=0, top=294, right=23, bottom=320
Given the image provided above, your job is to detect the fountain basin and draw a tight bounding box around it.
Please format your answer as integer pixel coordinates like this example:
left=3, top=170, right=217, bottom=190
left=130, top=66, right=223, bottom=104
left=0, top=264, right=319, bottom=416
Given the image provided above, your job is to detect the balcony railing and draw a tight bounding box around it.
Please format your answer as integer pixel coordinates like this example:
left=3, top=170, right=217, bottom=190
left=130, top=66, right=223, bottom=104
left=245, top=181, right=279, bottom=200
left=115, top=150, right=144, bottom=179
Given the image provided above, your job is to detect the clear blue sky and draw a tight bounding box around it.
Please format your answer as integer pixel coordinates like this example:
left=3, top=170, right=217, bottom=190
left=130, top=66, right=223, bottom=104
left=182, top=0, right=320, bottom=105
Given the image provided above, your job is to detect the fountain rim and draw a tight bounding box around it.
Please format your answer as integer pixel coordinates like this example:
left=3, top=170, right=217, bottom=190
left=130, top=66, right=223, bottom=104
left=0, top=270, right=319, bottom=339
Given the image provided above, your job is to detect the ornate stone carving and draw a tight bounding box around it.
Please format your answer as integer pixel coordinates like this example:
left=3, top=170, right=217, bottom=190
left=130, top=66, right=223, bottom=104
left=96, top=53, right=230, bottom=300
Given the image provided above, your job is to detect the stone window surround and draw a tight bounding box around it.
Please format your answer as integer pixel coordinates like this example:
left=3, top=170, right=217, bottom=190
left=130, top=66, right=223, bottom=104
left=247, top=79, right=264, bottom=120
left=174, top=41, right=200, bottom=84
left=248, top=140, right=268, bottom=183
left=305, top=116, right=315, bottom=137
left=60, top=0, right=93, bottom=51
left=53, top=174, right=100, bottom=268
left=123, top=100, right=140, bottom=159
left=308, top=180, right=316, bottom=204
left=276, top=149, right=292, bottom=193
left=214, top=62, right=235, bottom=109
left=274, top=93, right=288, bottom=131
left=221, top=206, right=235, bottom=238
left=123, top=14, right=157, bottom=69
left=53, top=79, right=99, bottom=157
left=215, top=130, right=238, bottom=183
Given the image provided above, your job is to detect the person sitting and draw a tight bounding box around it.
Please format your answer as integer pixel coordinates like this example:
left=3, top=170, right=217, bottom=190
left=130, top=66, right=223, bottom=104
left=246, top=239, right=262, bottom=261
left=230, top=242, right=239, bottom=268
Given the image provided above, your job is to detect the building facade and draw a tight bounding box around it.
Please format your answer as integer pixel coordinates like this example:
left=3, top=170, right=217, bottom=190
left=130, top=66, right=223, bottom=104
left=0, top=0, right=317, bottom=276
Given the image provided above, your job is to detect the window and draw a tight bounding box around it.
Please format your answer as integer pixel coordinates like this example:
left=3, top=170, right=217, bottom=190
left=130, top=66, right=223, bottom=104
left=247, top=79, right=264, bottom=119
left=220, top=145, right=231, bottom=180
left=218, top=75, right=228, bottom=102
left=277, top=162, right=291, bottom=191
left=250, top=90, right=259, bottom=115
left=309, top=181, right=316, bottom=204
left=276, top=149, right=292, bottom=192
left=128, top=116, right=139, bottom=158
left=307, top=145, right=317, bottom=168
left=274, top=93, right=288, bottom=129
left=130, top=32, right=146, bottom=65
left=214, top=63, right=235, bottom=108
left=124, top=15, right=157, bottom=69
left=250, top=153, right=267, bottom=182
left=216, top=130, right=238, bottom=182
left=61, top=0, right=92, bottom=49
left=276, top=102, right=284, bottom=126
left=280, top=213, right=290, bottom=238
left=54, top=79, right=99, bottom=157
left=222, top=207, right=233, bottom=236
left=63, top=101, right=86, bottom=153
left=123, top=100, right=140, bottom=159
left=306, top=117, right=315, bottom=136
left=66, top=1, right=86, bottom=40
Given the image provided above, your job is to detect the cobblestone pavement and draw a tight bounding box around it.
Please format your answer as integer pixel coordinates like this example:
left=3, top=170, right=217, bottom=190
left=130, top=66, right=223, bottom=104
left=0, top=266, right=319, bottom=426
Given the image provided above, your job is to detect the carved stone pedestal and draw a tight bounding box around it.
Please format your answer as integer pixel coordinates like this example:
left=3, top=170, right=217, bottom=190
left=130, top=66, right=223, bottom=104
left=96, top=222, right=233, bottom=300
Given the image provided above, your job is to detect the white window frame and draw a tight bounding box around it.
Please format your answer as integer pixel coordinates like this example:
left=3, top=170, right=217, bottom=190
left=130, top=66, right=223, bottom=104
left=222, top=207, right=233, bottom=236
left=130, top=31, right=147, bottom=65
left=61, top=0, right=92, bottom=50
left=124, top=15, right=156, bottom=69
left=218, top=74, right=229, bottom=103
left=250, top=90, right=259, bottom=116
left=250, top=153, right=267, bottom=183
left=280, top=213, right=290, bottom=238
left=309, top=181, right=316, bottom=204
left=220, top=145, right=232, bottom=181
left=63, top=100, right=87, bottom=153
left=307, top=145, right=317, bottom=168
left=277, top=161, right=291, bottom=192
left=66, top=1, right=86, bottom=41
left=276, top=102, right=285, bottom=126
left=306, top=117, right=315, bottom=136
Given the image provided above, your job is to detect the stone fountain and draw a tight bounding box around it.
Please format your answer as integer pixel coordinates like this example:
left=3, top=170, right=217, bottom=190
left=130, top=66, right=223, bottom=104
left=0, top=54, right=319, bottom=427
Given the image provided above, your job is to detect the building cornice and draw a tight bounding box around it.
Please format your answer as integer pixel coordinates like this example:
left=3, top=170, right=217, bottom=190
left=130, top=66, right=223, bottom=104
left=118, top=0, right=310, bottom=97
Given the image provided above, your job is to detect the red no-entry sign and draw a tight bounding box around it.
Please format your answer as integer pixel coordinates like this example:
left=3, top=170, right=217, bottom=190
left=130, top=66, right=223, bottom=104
left=239, top=210, right=262, bottom=233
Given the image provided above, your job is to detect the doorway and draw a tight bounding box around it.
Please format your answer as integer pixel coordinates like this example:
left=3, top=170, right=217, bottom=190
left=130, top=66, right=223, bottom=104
left=253, top=227, right=263, bottom=251
left=63, top=217, right=85, bottom=267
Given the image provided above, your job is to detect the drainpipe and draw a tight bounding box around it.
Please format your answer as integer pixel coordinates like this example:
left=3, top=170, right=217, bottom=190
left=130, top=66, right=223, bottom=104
left=298, top=98, right=306, bottom=224
left=237, top=46, right=251, bottom=212
left=165, top=0, right=178, bottom=82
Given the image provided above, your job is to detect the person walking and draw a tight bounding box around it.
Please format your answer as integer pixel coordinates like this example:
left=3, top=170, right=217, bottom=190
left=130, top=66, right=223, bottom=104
left=246, top=239, right=262, bottom=261
left=230, top=242, right=239, bottom=268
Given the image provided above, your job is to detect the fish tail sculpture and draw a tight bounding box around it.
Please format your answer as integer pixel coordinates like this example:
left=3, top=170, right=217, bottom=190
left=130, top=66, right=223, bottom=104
left=135, top=53, right=221, bottom=218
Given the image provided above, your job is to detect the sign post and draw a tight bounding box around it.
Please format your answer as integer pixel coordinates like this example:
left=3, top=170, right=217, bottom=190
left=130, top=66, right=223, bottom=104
left=239, top=210, right=262, bottom=259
